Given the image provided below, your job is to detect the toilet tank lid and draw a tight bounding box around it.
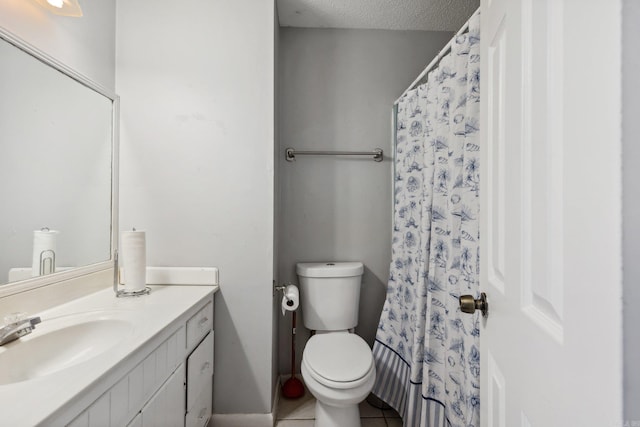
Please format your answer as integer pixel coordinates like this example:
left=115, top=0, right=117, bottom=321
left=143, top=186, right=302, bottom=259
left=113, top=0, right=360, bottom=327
left=296, top=262, right=364, bottom=278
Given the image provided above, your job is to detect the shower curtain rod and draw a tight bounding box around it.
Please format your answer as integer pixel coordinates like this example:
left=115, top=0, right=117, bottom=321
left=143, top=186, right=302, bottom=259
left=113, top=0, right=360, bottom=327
left=394, top=7, right=480, bottom=105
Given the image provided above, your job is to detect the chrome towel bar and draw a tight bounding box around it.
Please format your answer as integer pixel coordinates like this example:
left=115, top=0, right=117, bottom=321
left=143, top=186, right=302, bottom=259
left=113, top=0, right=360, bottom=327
left=285, top=147, right=383, bottom=162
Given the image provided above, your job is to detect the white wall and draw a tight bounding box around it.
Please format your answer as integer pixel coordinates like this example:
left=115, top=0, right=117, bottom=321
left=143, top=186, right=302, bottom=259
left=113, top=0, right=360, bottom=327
left=623, top=0, right=640, bottom=421
left=273, top=3, right=281, bottom=404
left=277, top=28, right=452, bottom=374
left=116, top=0, right=276, bottom=415
left=0, top=0, right=116, bottom=90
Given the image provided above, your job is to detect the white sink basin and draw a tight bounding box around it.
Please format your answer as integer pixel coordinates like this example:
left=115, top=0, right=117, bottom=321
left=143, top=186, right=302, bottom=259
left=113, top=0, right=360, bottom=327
left=0, top=311, right=133, bottom=385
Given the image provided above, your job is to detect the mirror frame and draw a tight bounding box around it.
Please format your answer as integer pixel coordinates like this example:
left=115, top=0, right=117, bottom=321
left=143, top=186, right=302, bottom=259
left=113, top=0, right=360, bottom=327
left=0, top=26, right=119, bottom=298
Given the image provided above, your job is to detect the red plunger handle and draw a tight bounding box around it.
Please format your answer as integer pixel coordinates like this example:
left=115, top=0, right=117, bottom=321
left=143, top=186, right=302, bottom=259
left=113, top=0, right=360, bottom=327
left=291, top=311, right=296, bottom=378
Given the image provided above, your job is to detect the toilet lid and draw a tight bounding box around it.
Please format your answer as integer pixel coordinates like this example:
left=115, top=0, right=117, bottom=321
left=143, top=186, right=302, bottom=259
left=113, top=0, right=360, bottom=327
left=304, top=334, right=373, bottom=383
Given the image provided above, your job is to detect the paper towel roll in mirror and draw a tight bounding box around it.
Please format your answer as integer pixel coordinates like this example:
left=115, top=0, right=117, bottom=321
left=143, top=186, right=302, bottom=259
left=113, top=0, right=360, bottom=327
left=32, top=228, right=59, bottom=277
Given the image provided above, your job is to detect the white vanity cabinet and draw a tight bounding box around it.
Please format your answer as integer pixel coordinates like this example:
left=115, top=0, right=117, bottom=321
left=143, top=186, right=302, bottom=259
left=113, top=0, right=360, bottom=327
left=63, top=291, right=215, bottom=427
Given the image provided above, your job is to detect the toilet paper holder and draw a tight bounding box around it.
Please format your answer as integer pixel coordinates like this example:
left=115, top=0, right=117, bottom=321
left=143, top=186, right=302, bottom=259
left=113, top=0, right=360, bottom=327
left=274, top=283, right=286, bottom=294
left=275, top=282, right=299, bottom=310
left=274, top=283, right=294, bottom=304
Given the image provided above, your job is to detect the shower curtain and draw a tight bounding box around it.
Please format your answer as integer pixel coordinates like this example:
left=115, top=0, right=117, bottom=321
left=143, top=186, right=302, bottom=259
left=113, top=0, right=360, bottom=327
left=372, top=12, right=480, bottom=427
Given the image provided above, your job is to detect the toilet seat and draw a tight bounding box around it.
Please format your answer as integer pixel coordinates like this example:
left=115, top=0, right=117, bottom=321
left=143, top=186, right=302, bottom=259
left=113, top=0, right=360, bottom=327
left=302, top=334, right=374, bottom=390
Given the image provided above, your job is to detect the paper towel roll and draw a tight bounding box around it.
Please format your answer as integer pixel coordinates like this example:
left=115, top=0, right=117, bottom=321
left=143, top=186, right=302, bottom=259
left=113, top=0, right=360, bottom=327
left=32, top=228, right=59, bottom=276
left=281, top=284, right=299, bottom=315
left=121, top=230, right=146, bottom=292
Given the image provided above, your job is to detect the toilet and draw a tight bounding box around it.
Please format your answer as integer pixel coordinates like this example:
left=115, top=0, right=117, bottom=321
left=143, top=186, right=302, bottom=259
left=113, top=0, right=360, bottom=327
left=297, top=262, right=375, bottom=427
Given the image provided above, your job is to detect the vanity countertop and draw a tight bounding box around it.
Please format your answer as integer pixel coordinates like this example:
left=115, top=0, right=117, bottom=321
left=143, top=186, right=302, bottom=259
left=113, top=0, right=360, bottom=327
left=0, top=284, right=219, bottom=426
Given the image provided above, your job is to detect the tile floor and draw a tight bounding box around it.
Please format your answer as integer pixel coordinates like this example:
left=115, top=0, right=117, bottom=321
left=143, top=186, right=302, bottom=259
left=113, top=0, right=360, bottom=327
left=276, top=385, right=402, bottom=427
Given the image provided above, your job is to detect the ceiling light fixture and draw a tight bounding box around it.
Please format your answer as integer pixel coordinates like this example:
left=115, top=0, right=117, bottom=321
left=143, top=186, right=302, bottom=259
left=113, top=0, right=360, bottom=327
left=33, top=0, right=83, bottom=17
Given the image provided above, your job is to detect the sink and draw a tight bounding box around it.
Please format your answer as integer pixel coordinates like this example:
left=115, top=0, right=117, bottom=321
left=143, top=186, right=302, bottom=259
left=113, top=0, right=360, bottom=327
left=0, top=311, right=133, bottom=385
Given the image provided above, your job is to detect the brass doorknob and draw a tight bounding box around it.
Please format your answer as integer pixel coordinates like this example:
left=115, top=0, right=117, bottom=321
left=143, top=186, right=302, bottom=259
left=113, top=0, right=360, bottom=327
left=459, top=292, right=488, bottom=317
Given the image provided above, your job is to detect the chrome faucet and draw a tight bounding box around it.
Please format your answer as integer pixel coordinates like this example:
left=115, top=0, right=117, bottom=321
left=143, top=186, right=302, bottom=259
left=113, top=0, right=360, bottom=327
left=0, top=313, right=41, bottom=346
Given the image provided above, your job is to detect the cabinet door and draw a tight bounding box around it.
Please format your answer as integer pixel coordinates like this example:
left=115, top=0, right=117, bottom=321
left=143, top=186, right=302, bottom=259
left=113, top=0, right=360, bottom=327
left=187, top=332, right=214, bottom=405
left=186, top=332, right=213, bottom=427
left=140, top=364, right=185, bottom=427
left=185, top=383, right=211, bottom=427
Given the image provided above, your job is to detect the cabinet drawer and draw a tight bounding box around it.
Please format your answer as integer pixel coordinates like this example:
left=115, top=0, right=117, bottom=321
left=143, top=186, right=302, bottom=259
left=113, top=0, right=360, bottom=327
left=187, top=331, right=213, bottom=407
left=186, top=301, right=213, bottom=351
left=185, top=378, right=212, bottom=427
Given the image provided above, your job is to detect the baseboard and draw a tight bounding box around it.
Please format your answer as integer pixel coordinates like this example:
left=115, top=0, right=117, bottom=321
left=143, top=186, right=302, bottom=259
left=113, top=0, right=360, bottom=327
left=272, top=375, right=281, bottom=424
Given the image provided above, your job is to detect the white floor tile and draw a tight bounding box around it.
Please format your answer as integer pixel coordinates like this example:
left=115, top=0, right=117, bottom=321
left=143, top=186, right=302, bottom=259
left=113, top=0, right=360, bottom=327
left=277, top=388, right=316, bottom=420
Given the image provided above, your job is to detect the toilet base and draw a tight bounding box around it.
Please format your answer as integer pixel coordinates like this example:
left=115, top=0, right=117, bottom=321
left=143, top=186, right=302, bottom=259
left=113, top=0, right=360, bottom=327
left=315, top=399, right=360, bottom=427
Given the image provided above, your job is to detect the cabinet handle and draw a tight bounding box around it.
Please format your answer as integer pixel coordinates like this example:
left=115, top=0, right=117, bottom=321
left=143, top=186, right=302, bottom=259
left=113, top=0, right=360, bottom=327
left=198, top=407, right=207, bottom=419
left=201, top=361, right=211, bottom=373
left=198, top=316, right=209, bottom=326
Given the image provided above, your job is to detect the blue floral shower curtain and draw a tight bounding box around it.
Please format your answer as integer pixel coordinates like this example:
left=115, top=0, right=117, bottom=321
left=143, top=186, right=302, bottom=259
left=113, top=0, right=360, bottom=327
left=372, top=12, right=480, bottom=427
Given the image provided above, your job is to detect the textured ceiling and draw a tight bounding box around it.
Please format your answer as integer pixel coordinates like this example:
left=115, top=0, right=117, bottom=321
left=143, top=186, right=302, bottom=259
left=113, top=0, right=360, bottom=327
left=277, top=0, right=480, bottom=31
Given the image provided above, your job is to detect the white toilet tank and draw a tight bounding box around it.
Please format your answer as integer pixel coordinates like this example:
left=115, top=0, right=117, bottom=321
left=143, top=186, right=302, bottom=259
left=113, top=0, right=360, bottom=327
left=296, top=262, right=364, bottom=331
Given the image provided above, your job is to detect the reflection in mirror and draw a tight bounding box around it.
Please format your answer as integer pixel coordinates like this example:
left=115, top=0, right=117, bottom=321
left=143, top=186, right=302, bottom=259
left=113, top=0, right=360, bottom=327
left=0, top=31, right=115, bottom=290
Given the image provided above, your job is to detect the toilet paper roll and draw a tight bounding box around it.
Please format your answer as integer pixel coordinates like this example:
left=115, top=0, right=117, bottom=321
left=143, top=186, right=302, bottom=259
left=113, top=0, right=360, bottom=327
left=120, top=230, right=146, bottom=292
left=281, top=284, right=299, bottom=315
left=32, top=228, right=59, bottom=276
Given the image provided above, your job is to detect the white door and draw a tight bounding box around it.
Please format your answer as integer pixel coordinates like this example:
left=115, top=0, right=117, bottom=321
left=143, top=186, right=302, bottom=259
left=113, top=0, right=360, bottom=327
left=479, top=0, right=623, bottom=426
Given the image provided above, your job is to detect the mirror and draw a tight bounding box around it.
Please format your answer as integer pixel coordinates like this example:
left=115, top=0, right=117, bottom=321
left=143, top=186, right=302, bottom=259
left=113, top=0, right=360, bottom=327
left=0, top=29, right=117, bottom=295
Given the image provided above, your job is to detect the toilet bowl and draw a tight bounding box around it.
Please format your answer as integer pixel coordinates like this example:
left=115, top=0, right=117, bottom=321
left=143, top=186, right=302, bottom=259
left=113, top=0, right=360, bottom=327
left=301, top=333, right=376, bottom=427
left=296, top=262, right=375, bottom=427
